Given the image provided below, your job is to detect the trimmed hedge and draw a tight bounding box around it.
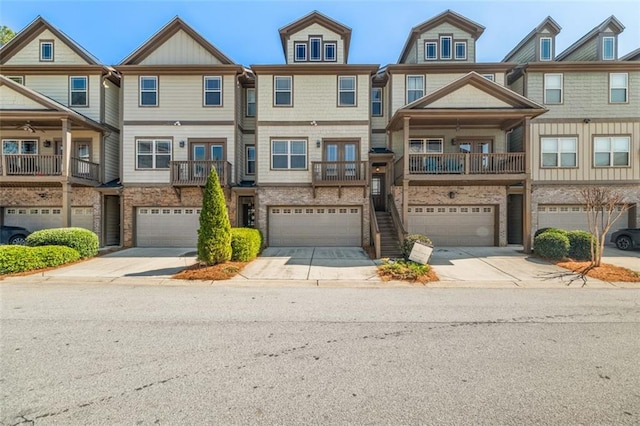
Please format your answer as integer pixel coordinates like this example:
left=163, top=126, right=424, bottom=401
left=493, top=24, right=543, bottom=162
left=230, top=228, right=263, bottom=262
left=566, top=230, right=596, bottom=261
left=0, top=245, right=80, bottom=274
left=26, top=227, right=98, bottom=259
left=534, top=231, right=570, bottom=260
left=534, top=227, right=567, bottom=238
left=401, top=234, right=433, bottom=261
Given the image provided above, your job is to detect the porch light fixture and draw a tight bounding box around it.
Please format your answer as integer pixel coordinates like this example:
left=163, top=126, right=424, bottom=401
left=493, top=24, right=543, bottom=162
left=179, top=140, right=185, bottom=148
left=43, top=140, right=52, bottom=147
left=448, top=191, right=456, bottom=199
left=316, top=139, right=321, bottom=148
left=375, top=166, right=380, bottom=172
left=451, top=138, right=457, bottom=145
left=583, top=118, right=591, bottom=124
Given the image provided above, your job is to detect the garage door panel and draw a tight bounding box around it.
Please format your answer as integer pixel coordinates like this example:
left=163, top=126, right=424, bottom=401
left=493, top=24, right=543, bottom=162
left=408, top=206, right=494, bottom=246
left=136, top=207, right=200, bottom=247
left=4, top=207, right=94, bottom=233
left=537, top=205, right=628, bottom=240
left=269, top=206, right=361, bottom=247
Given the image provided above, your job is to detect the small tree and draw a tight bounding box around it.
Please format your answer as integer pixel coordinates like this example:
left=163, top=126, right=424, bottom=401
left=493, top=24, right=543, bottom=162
left=580, top=187, right=630, bottom=267
left=197, top=167, right=232, bottom=265
left=0, top=26, right=16, bottom=46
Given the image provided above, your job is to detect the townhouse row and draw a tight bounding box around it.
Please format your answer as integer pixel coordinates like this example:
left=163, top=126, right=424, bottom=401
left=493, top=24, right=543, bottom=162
left=1, top=10, right=638, bottom=255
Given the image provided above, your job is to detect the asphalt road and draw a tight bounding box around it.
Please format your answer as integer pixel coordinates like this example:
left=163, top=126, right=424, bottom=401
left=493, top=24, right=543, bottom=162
left=1, top=283, right=639, bottom=425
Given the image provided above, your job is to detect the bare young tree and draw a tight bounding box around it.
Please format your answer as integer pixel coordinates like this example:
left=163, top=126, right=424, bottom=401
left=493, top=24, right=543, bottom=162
left=580, top=187, right=630, bottom=267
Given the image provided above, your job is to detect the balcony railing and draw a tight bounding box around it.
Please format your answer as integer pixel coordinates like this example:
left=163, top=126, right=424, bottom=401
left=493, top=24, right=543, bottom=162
left=311, top=161, right=367, bottom=186
left=1, top=154, right=62, bottom=176
left=71, top=157, right=100, bottom=181
left=407, top=153, right=525, bottom=175
left=170, top=160, right=231, bottom=186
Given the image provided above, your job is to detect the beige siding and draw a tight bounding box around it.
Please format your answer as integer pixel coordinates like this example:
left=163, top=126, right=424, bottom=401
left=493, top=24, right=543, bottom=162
left=528, top=71, right=640, bottom=118
left=0, top=85, right=47, bottom=109
left=104, top=131, right=120, bottom=182
left=104, top=79, right=120, bottom=128
left=508, top=38, right=536, bottom=64
left=510, top=75, right=525, bottom=95
left=425, top=73, right=466, bottom=93
left=257, top=74, right=370, bottom=121
left=122, top=124, right=235, bottom=183
left=413, top=23, right=476, bottom=63
left=22, top=74, right=101, bottom=121
left=531, top=121, right=640, bottom=182
left=4, top=29, right=91, bottom=65
left=257, top=124, right=369, bottom=184
left=371, top=133, right=387, bottom=149
left=429, top=85, right=512, bottom=108
left=508, top=126, right=524, bottom=152
left=391, top=73, right=409, bottom=112
left=561, top=38, right=598, bottom=61
left=240, top=133, right=256, bottom=181
left=122, top=74, right=236, bottom=121
left=139, top=30, right=224, bottom=65
left=286, top=23, right=345, bottom=64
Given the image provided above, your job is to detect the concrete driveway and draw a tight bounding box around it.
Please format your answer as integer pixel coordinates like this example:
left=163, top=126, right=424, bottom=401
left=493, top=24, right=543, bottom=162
left=602, top=245, right=639, bottom=272
left=233, top=247, right=380, bottom=281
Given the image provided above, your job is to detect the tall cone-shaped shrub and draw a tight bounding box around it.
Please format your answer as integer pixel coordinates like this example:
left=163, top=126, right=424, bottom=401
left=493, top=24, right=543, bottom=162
left=197, top=167, right=232, bottom=265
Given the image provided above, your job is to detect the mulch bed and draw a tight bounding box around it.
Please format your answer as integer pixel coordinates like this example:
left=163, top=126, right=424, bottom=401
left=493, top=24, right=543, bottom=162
left=173, top=261, right=248, bottom=280
left=556, top=261, right=640, bottom=283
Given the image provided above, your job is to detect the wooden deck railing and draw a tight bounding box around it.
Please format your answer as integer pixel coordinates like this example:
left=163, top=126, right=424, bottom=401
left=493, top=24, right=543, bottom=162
left=170, top=160, right=231, bottom=186
left=71, top=157, right=100, bottom=181
left=1, top=154, right=62, bottom=176
left=311, top=161, right=367, bottom=185
left=407, top=153, right=525, bottom=175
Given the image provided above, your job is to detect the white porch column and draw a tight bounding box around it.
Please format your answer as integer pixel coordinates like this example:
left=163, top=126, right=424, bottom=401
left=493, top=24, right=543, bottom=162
left=402, top=117, right=410, bottom=228
left=61, top=118, right=72, bottom=227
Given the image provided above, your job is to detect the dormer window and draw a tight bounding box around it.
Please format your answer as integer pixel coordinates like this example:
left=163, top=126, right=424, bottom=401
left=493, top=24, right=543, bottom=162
left=440, top=36, right=452, bottom=60
left=295, top=43, right=307, bottom=61
left=39, top=40, right=53, bottom=61
left=310, top=37, right=322, bottom=61
left=540, top=37, right=552, bottom=61
left=425, top=41, right=437, bottom=60
left=324, top=42, right=336, bottom=62
left=602, top=37, right=615, bottom=60
left=454, top=42, right=467, bottom=60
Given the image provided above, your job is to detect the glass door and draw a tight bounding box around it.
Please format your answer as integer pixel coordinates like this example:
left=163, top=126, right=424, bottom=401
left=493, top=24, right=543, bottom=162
left=324, top=141, right=358, bottom=180
left=460, top=141, right=491, bottom=172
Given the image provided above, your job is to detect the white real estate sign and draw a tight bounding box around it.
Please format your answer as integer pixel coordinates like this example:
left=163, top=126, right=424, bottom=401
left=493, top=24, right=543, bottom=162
left=409, top=241, right=433, bottom=265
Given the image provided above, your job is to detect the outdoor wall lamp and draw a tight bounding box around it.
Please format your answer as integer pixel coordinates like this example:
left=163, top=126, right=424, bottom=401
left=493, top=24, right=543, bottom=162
left=179, top=140, right=185, bottom=148
left=583, top=118, right=591, bottom=124
left=43, top=140, right=52, bottom=147
left=451, top=138, right=457, bottom=145
left=316, top=139, right=321, bottom=148
left=448, top=191, right=456, bottom=199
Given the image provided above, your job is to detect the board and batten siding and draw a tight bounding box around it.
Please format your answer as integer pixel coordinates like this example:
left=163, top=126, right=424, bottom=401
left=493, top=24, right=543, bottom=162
left=122, top=74, right=236, bottom=121
left=257, top=124, right=369, bottom=184
left=531, top=121, right=640, bottom=182
left=104, top=131, right=120, bottom=183
left=256, top=74, right=370, bottom=121
left=528, top=71, right=639, bottom=119
left=286, top=23, right=345, bottom=64
left=22, top=74, right=102, bottom=121
left=121, top=124, right=235, bottom=184
left=4, top=29, right=91, bottom=65
left=138, top=30, right=225, bottom=65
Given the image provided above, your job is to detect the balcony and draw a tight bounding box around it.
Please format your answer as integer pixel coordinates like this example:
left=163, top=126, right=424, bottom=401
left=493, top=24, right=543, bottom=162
left=170, top=160, right=231, bottom=187
left=311, top=161, right=367, bottom=197
left=0, top=155, right=100, bottom=184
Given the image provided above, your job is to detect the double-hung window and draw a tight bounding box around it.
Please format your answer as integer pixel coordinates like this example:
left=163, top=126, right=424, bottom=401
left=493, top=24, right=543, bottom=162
left=40, top=40, right=53, bottom=61
left=440, top=36, right=452, bottom=59
left=294, top=43, right=307, bottom=61
left=338, top=76, right=356, bottom=106
left=136, top=139, right=171, bottom=169
left=602, top=36, right=615, bottom=60
left=246, top=88, right=256, bottom=117
left=271, top=140, right=306, bottom=170
left=541, top=137, right=577, bottom=167
left=274, top=76, right=292, bottom=106
left=406, top=75, right=424, bottom=103
left=594, top=136, right=630, bottom=167
left=371, top=88, right=382, bottom=116
left=139, top=76, right=158, bottom=106
left=609, top=73, right=628, bottom=103
left=454, top=41, right=467, bottom=60
left=425, top=41, right=437, bottom=60
left=540, top=37, right=552, bottom=61
left=69, top=76, right=88, bottom=107
left=324, top=42, right=336, bottom=61
left=309, top=37, right=322, bottom=61
left=246, top=145, right=255, bottom=175
left=204, top=76, right=222, bottom=106
left=544, top=73, right=562, bottom=104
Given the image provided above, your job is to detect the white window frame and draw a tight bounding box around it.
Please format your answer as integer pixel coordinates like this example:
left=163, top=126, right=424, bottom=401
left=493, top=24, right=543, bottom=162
left=409, top=138, right=443, bottom=153
left=594, top=136, right=630, bottom=167
left=271, top=139, right=307, bottom=170
left=246, top=145, right=256, bottom=175
left=454, top=41, right=467, bottom=60
left=609, top=73, right=628, bottom=103
left=39, top=40, right=53, bottom=61
left=602, top=36, right=615, bottom=60
left=540, top=37, right=552, bottom=61
left=482, top=74, right=495, bottom=81
left=7, top=76, right=24, bottom=84
left=246, top=88, right=256, bottom=117
left=135, top=139, right=172, bottom=169
left=139, top=76, right=158, bottom=107
left=69, top=76, right=88, bottom=107
left=203, top=76, right=222, bottom=107
left=2, top=139, right=38, bottom=155
left=309, top=37, right=322, bottom=61
left=371, top=87, right=382, bottom=117
left=294, top=42, right=307, bottom=61
left=324, top=42, right=337, bottom=62
left=440, top=36, right=452, bottom=60
left=274, top=76, right=292, bottom=106
left=425, top=41, right=437, bottom=60
left=544, top=73, right=563, bottom=104
left=338, top=76, right=356, bottom=107
left=541, top=137, right=577, bottom=168
left=406, top=75, right=424, bottom=104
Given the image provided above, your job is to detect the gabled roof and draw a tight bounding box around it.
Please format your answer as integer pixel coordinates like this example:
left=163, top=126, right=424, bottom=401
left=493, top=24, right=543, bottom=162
left=278, top=11, right=352, bottom=61
left=620, top=47, right=640, bottom=61
left=398, top=10, right=485, bottom=63
left=502, top=16, right=562, bottom=62
left=556, top=15, right=625, bottom=61
left=119, top=16, right=234, bottom=65
left=0, top=16, right=101, bottom=65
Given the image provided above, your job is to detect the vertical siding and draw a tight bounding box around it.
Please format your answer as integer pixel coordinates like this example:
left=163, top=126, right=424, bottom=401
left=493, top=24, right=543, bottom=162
left=104, top=131, right=120, bottom=182
left=4, top=29, right=91, bottom=65
left=138, top=30, right=224, bottom=65
left=286, top=23, right=345, bottom=64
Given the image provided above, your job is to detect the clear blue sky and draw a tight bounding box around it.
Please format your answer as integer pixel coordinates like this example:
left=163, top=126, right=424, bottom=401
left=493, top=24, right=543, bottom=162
left=2, top=0, right=639, bottom=66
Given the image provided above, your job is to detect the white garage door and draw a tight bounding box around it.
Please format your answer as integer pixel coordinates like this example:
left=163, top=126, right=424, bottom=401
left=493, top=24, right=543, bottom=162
left=136, top=207, right=200, bottom=247
left=408, top=205, right=495, bottom=246
left=269, top=206, right=362, bottom=247
left=537, top=205, right=628, bottom=240
left=3, top=207, right=94, bottom=232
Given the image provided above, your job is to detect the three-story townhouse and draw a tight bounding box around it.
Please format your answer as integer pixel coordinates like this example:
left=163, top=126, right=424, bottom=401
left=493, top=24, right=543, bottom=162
left=0, top=17, right=121, bottom=246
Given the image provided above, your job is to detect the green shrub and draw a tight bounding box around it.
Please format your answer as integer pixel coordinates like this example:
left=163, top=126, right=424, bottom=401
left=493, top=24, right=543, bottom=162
left=378, top=259, right=431, bottom=281
left=401, top=234, right=433, bottom=261
left=197, top=167, right=232, bottom=265
left=230, top=228, right=263, bottom=261
left=26, top=227, right=98, bottom=258
left=566, top=230, right=596, bottom=261
left=534, top=232, right=570, bottom=260
left=0, top=245, right=80, bottom=274
left=534, top=227, right=567, bottom=238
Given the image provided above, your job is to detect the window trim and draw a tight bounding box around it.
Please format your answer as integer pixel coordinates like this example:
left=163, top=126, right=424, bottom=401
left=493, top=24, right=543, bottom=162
left=454, top=41, right=467, bottom=60
left=2, top=139, right=39, bottom=155
left=439, top=35, right=452, bottom=60
left=39, top=40, right=54, bottom=62
left=270, top=139, right=307, bottom=170
left=324, top=41, right=337, bottom=62
left=203, top=76, right=223, bottom=107
left=245, top=145, right=256, bottom=175
left=7, top=76, right=24, bottom=84
left=482, top=74, right=495, bottom=82
left=294, top=42, right=307, bottom=62
left=544, top=73, right=563, bottom=104
left=540, top=136, right=578, bottom=168
left=69, top=76, right=88, bottom=107
left=406, top=75, right=425, bottom=104
left=139, top=76, right=158, bottom=107
left=273, top=76, right=293, bottom=107
left=539, top=37, right=552, bottom=61
left=593, top=135, right=631, bottom=168
left=337, top=75, right=357, bottom=107
left=309, top=36, right=322, bottom=62
left=602, top=36, right=615, bottom=60
left=246, top=88, right=256, bottom=117
left=424, top=41, right=437, bottom=61
left=135, top=138, right=172, bottom=170
left=609, top=73, right=628, bottom=104
left=371, top=87, right=383, bottom=117
left=409, top=138, right=444, bottom=154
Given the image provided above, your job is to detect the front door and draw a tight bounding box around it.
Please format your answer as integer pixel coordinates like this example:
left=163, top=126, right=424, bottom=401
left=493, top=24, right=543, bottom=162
left=74, top=141, right=91, bottom=176
left=372, top=173, right=386, bottom=211
left=191, top=142, right=225, bottom=179
left=324, top=141, right=358, bottom=179
left=459, top=141, right=491, bottom=172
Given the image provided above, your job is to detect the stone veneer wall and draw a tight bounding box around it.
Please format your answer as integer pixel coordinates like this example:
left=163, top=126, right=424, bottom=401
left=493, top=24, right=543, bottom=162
left=256, top=186, right=370, bottom=246
left=392, top=185, right=508, bottom=246
left=121, top=186, right=235, bottom=247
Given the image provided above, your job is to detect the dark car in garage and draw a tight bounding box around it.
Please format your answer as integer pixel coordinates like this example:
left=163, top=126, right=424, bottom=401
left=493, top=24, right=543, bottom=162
left=610, top=228, right=640, bottom=251
left=1, top=225, right=31, bottom=245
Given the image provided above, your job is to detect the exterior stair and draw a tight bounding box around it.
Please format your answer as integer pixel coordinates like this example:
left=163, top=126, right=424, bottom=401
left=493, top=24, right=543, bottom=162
left=375, top=211, right=403, bottom=259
